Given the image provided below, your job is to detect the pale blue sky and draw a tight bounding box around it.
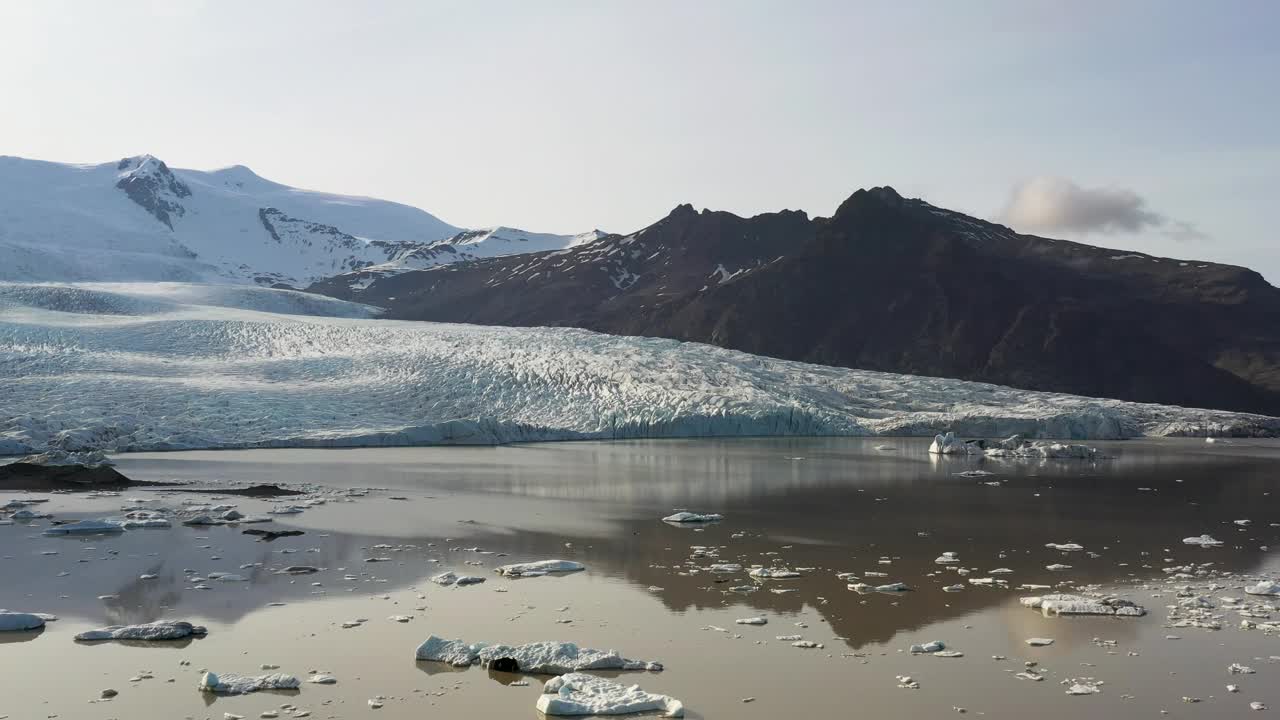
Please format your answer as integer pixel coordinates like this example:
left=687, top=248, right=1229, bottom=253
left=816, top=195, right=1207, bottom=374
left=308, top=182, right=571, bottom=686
left=2, top=1, right=1276, bottom=279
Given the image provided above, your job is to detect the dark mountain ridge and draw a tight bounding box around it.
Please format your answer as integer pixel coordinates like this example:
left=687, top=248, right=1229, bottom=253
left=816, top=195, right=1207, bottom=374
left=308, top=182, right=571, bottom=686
left=307, top=187, right=1280, bottom=415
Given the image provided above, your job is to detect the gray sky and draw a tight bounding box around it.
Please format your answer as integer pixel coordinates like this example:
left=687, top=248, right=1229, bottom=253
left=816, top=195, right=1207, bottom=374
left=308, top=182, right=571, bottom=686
left=2, top=0, right=1277, bottom=281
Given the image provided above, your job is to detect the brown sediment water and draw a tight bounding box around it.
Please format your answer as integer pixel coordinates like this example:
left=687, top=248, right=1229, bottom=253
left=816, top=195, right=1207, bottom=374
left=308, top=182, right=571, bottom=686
left=1, top=437, right=1279, bottom=718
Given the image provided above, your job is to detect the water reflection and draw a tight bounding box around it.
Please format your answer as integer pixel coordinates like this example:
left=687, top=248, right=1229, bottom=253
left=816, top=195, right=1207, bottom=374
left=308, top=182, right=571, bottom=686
left=2, top=438, right=1277, bottom=657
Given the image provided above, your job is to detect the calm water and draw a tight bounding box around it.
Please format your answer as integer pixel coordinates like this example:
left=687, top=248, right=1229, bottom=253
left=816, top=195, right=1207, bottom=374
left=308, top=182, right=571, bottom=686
left=3, top=437, right=1280, bottom=718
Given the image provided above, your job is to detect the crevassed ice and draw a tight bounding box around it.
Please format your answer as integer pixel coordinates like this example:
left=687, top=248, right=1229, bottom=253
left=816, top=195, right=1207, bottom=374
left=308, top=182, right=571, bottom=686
left=1, top=282, right=1276, bottom=456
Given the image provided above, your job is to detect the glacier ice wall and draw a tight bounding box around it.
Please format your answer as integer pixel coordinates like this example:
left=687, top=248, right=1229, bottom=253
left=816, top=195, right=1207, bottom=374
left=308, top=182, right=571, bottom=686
left=1, top=283, right=1276, bottom=455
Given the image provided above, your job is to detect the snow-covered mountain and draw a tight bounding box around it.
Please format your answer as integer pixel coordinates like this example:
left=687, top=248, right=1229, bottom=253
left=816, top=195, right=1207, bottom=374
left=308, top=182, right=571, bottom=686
left=1, top=282, right=1275, bottom=456
left=330, top=226, right=609, bottom=290
left=0, top=154, right=601, bottom=287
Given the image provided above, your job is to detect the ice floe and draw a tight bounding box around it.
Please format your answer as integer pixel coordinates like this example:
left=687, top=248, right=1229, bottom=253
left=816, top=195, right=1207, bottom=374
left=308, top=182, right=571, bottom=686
left=536, top=672, right=684, bottom=717
left=1183, top=535, right=1225, bottom=547
left=41, top=519, right=124, bottom=535
left=1021, top=594, right=1146, bottom=617
left=76, top=621, right=207, bottom=641
left=748, top=567, right=802, bottom=579
left=431, top=571, right=485, bottom=587
left=0, top=612, right=48, bottom=632
left=414, top=635, right=662, bottom=674
left=662, top=512, right=723, bottom=524
left=1244, top=580, right=1280, bottom=596
left=494, top=560, right=585, bottom=577
left=198, top=671, right=300, bottom=695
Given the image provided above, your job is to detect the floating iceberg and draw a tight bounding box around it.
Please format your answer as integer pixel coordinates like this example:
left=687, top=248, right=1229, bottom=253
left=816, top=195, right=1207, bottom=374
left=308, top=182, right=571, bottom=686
left=537, top=672, right=684, bottom=717
left=1245, top=580, right=1280, bottom=596
left=928, top=432, right=977, bottom=455
left=494, top=560, right=585, bottom=577
left=3, top=282, right=1275, bottom=458
left=76, top=621, right=207, bottom=642
left=748, top=567, right=802, bottom=579
left=0, top=612, right=47, bottom=632
left=1184, top=535, right=1225, bottom=547
left=41, top=519, right=124, bottom=536
left=1021, top=594, right=1146, bottom=617
left=198, top=671, right=299, bottom=695
left=662, top=512, right=723, bottom=524
left=431, top=571, right=485, bottom=587
left=414, top=636, right=488, bottom=666
left=910, top=640, right=946, bottom=654
left=414, top=635, right=662, bottom=674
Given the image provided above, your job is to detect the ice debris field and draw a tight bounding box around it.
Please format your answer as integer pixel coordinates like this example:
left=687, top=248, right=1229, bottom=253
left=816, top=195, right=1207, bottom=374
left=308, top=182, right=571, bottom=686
left=2, top=282, right=1278, bottom=456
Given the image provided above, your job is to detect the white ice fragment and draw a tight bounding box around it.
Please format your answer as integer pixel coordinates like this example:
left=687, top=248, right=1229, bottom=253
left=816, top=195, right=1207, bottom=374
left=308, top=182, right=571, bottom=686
left=748, top=567, right=801, bottom=579
left=76, top=621, right=207, bottom=641
left=41, top=519, right=124, bottom=536
left=494, top=560, right=585, bottom=577
left=0, top=612, right=47, bottom=631
left=537, top=672, right=684, bottom=717
left=1183, top=535, right=1224, bottom=547
left=1026, top=637, right=1055, bottom=646
left=1244, top=580, right=1280, bottom=596
left=1021, top=594, right=1146, bottom=617
left=928, top=432, right=977, bottom=455
left=307, top=674, right=337, bottom=684
left=662, top=512, right=723, bottom=524
left=198, top=671, right=300, bottom=695
left=910, top=640, right=946, bottom=654
left=1045, top=543, right=1084, bottom=552
left=735, top=617, right=767, bottom=626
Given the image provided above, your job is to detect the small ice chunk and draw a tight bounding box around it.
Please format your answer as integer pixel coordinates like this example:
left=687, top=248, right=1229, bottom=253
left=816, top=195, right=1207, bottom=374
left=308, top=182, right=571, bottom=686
left=477, top=641, right=663, bottom=674
left=662, top=512, right=723, bottom=524
left=198, top=671, right=300, bottom=695
left=1045, top=543, right=1084, bottom=552
left=928, top=432, right=978, bottom=455
left=0, top=612, right=47, bottom=632
left=431, top=571, right=486, bottom=587
left=935, top=552, right=960, bottom=564
left=495, top=560, right=586, bottom=577
left=1244, top=580, right=1280, bottom=596
left=748, top=567, right=801, bottom=579
left=735, top=617, right=767, bottom=626
left=76, top=621, right=207, bottom=642
left=1183, top=535, right=1224, bottom=547
left=1026, top=638, right=1055, bottom=647
left=307, top=674, right=337, bottom=684
left=41, top=519, right=124, bottom=536
left=1021, top=594, right=1146, bottom=617
left=414, top=635, right=484, bottom=666
left=910, top=640, right=945, bottom=654
left=537, top=672, right=684, bottom=717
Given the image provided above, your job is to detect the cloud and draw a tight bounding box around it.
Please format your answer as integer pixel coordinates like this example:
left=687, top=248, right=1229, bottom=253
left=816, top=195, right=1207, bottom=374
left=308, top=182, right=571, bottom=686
left=1001, top=176, right=1206, bottom=241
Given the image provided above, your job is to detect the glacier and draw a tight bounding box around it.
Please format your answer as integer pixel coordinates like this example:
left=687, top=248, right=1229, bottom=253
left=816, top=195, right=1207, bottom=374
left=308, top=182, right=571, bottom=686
left=1, top=282, right=1277, bottom=456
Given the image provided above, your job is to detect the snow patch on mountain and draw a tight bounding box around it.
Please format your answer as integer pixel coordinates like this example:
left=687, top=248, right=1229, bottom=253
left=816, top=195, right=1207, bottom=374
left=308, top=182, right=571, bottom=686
left=324, top=227, right=609, bottom=289
left=1, top=283, right=1275, bottom=456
